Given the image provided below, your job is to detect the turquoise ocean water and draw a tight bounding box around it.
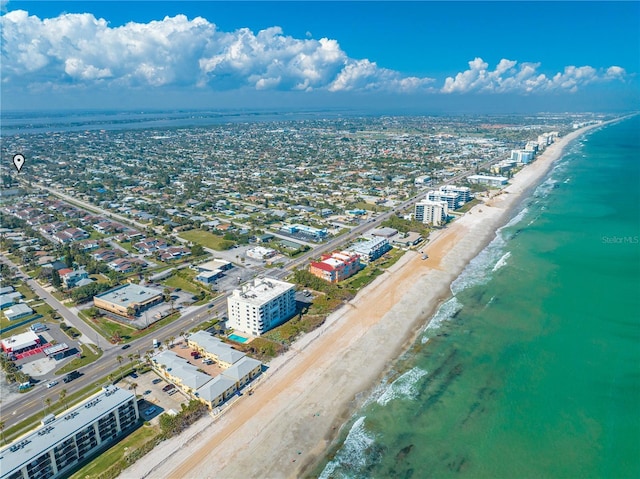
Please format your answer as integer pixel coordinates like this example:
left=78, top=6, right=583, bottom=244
left=317, top=116, right=640, bottom=478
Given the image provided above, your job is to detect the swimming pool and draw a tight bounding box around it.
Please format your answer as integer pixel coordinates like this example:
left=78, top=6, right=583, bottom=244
left=228, top=333, right=248, bottom=343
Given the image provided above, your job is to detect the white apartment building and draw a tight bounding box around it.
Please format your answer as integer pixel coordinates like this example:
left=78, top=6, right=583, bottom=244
left=440, top=185, right=472, bottom=204
left=415, top=200, right=449, bottom=227
left=227, top=278, right=296, bottom=336
left=427, top=190, right=461, bottom=210
left=467, top=175, right=509, bottom=187
left=1, top=386, right=138, bottom=479
left=510, top=149, right=535, bottom=164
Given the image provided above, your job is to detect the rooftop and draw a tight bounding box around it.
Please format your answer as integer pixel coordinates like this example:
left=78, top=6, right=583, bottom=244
left=94, top=283, right=163, bottom=307
left=0, top=386, right=135, bottom=476
left=231, top=278, right=294, bottom=306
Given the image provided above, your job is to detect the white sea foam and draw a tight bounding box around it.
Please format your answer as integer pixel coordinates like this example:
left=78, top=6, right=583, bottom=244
left=450, top=235, right=505, bottom=295
left=424, top=296, right=464, bottom=334
left=491, top=251, right=511, bottom=272
left=319, top=416, right=374, bottom=479
left=376, top=367, right=429, bottom=406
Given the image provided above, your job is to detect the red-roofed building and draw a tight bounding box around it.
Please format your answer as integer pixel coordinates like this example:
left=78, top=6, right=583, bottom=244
left=309, top=251, right=361, bottom=283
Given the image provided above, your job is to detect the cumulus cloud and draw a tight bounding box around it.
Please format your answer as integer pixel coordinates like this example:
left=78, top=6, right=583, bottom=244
left=0, top=9, right=434, bottom=93
left=442, top=57, right=627, bottom=94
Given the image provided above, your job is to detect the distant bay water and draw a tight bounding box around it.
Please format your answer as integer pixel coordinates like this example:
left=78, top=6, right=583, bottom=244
left=317, top=116, right=640, bottom=478
left=0, top=108, right=367, bottom=135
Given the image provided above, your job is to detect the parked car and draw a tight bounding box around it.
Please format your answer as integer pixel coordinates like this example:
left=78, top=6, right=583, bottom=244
left=152, top=378, right=162, bottom=384
left=145, top=406, right=157, bottom=415
left=162, top=384, right=175, bottom=392
left=46, top=381, right=58, bottom=388
left=143, top=390, right=152, bottom=395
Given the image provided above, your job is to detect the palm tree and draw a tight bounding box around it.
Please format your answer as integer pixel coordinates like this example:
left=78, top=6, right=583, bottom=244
left=169, top=336, right=176, bottom=348
left=59, top=389, right=68, bottom=410
left=45, top=397, right=52, bottom=414
left=0, top=420, right=5, bottom=445
left=116, top=355, right=124, bottom=378
left=128, top=353, right=135, bottom=370
left=130, top=382, right=138, bottom=396
left=108, top=374, right=115, bottom=384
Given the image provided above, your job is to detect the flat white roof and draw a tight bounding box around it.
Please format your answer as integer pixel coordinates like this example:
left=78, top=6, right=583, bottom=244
left=0, top=386, right=135, bottom=476
left=198, top=259, right=231, bottom=272
left=95, top=283, right=162, bottom=307
left=1, top=330, right=39, bottom=351
left=231, top=278, right=294, bottom=306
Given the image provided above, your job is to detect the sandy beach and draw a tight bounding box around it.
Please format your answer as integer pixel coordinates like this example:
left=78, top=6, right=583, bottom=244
left=121, top=123, right=605, bottom=479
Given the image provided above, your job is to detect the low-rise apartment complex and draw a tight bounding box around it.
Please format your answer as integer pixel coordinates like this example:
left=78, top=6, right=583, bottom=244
left=309, top=251, right=361, bottom=283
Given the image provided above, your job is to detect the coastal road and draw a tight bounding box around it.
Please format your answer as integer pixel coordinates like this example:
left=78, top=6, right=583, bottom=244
left=2, top=156, right=498, bottom=429
left=278, top=156, right=498, bottom=274
left=0, top=290, right=228, bottom=429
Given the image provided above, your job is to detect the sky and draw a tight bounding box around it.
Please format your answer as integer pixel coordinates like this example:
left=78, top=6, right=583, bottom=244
left=1, top=1, right=639, bottom=113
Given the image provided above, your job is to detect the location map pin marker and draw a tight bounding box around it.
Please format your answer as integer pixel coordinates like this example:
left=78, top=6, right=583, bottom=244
left=13, top=154, right=25, bottom=172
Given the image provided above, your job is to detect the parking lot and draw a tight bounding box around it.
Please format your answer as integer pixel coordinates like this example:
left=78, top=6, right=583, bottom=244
left=170, top=341, right=226, bottom=376
left=116, top=368, right=187, bottom=422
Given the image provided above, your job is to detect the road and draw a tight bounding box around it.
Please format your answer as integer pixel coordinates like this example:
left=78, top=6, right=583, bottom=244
left=27, top=182, right=150, bottom=232
left=0, top=254, right=109, bottom=349
left=2, top=157, right=498, bottom=429
left=1, top=293, right=227, bottom=429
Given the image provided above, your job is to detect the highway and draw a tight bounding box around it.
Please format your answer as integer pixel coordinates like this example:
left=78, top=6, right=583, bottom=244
left=2, top=158, right=497, bottom=430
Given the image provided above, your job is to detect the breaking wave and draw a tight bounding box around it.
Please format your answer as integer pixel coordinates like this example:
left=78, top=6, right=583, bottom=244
left=376, top=367, right=429, bottom=406
left=492, top=251, right=511, bottom=272
left=319, top=416, right=375, bottom=479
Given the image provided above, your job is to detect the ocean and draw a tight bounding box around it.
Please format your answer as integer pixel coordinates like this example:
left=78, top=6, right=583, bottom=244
left=317, top=116, right=640, bottom=478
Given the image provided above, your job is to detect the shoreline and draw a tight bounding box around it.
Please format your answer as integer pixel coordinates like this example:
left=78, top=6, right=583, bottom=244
left=122, top=121, right=613, bottom=479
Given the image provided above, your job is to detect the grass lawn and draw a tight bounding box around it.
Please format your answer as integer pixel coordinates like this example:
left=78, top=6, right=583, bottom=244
left=55, top=344, right=103, bottom=375
left=69, top=424, right=160, bottom=479
left=455, top=197, right=482, bottom=213
left=90, top=273, right=111, bottom=284
left=87, top=230, right=108, bottom=241
left=116, top=241, right=137, bottom=254
left=377, top=248, right=407, bottom=270
left=345, top=267, right=384, bottom=291
left=0, top=314, right=42, bottom=336
left=179, top=229, right=235, bottom=250
left=79, top=311, right=137, bottom=343
left=15, top=283, right=37, bottom=300
left=51, top=291, right=66, bottom=301
left=163, top=274, right=199, bottom=295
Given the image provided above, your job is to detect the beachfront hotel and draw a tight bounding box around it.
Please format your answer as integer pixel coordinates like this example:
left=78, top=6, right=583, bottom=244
left=93, top=283, right=163, bottom=318
left=0, top=386, right=138, bottom=479
left=227, top=278, right=296, bottom=336
left=309, top=251, right=361, bottom=283
left=415, top=200, right=449, bottom=227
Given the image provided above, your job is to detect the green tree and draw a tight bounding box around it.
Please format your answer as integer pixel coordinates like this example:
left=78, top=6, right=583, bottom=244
left=59, top=389, right=68, bottom=410
left=191, top=243, right=205, bottom=257
left=116, top=355, right=124, bottom=377
left=51, top=269, right=62, bottom=289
